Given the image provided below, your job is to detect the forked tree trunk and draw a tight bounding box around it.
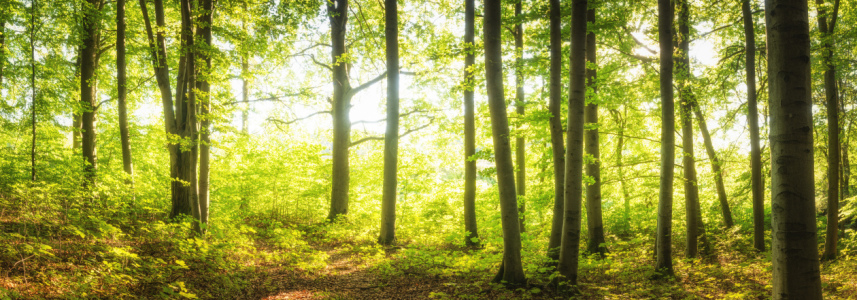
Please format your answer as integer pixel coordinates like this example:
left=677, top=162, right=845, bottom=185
left=513, top=0, right=526, bottom=234
left=584, top=6, right=606, bottom=257
left=483, top=0, right=526, bottom=285
left=816, top=0, right=841, bottom=261
left=462, top=0, right=479, bottom=247
left=765, top=0, right=822, bottom=298
left=546, top=0, right=565, bottom=261
left=655, top=0, right=675, bottom=277
left=742, top=0, right=764, bottom=251
left=379, top=0, right=399, bottom=245
left=557, top=0, right=587, bottom=286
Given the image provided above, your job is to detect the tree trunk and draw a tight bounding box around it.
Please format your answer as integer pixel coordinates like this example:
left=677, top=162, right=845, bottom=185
left=117, top=0, right=133, bottom=185
left=327, top=0, right=351, bottom=221
left=817, top=0, right=840, bottom=261
left=196, top=0, right=213, bottom=232
left=463, top=0, right=479, bottom=247
left=0, top=17, right=4, bottom=94
left=612, top=108, right=631, bottom=234
left=514, top=0, right=526, bottom=234
left=765, top=0, right=823, bottom=297
left=743, top=0, right=764, bottom=251
left=557, top=0, right=587, bottom=286
left=655, top=0, right=675, bottom=276
left=81, top=0, right=101, bottom=189
left=584, top=6, right=606, bottom=257
left=241, top=56, right=249, bottom=134
left=546, top=0, right=565, bottom=261
left=29, top=0, right=37, bottom=182
left=378, top=0, right=399, bottom=245
left=484, top=0, right=525, bottom=285
left=177, top=0, right=200, bottom=225
left=676, top=0, right=709, bottom=258
left=693, top=105, right=733, bottom=229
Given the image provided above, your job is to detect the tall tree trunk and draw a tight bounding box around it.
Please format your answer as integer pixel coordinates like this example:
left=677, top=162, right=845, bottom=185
left=81, top=0, right=101, bottom=188
left=514, top=0, right=526, bottom=234
left=546, top=0, right=565, bottom=261
left=29, top=0, right=37, bottom=182
left=460, top=0, right=481, bottom=245
left=676, top=0, right=709, bottom=258
left=378, top=0, right=399, bottom=245
left=743, top=0, right=764, bottom=251
left=0, top=17, right=5, bottom=93
left=692, top=105, right=733, bottom=228
left=655, top=0, right=675, bottom=276
left=196, top=0, right=213, bottom=232
left=765, top=0, right=823, bottom=297
left=177, top=0, right=200, bottom=225
left=557, top=0, right=587, bottom=286
left=611, top=108, right=631, bottom=234
left=584, top=7, right=606, bottom=257
left=484, top=0, right=525, bottom=285
left=817, top=0, right=841, bottom=261
left=463, top=0, right=479, bottom=247
left=117, top=0, right=133, bottom=185
left=241, top=56, right=249, bottom=134
left=327, top=0, right=351, bottom=221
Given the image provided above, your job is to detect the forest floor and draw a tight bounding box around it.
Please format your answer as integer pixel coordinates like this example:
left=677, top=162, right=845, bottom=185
left=2, top=202, right=857, bottom=299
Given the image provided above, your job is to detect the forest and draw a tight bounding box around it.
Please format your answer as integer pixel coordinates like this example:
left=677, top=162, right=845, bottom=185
left=0, top=0, right=855, bottom=298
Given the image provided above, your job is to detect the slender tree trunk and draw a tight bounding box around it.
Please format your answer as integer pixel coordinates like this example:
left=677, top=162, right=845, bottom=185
left=117, top=0, right=133, bottom=185
left=743, top=0, right=765, bottom=251
left=463, top=0, right=479, bottom=247
left=693, top=105, right=734, bottom=229
left=177, top=0, right=200, bottom=225
left=378, top=0, right=399, bottom=245
left=513, top=0, right=527, bottom=234
left=557, top=0, right=587, bottom=286
left=241, top=56, right=249, bottom=134
left=328, top=0, right=352, bottom=221
left=484, top=0, right=525, bottom=285
left=80, top=0, right=101, bottom=189
left=29, top=0, right=37, bottom=182
left=765, top=0, right=822, bottom=297
left=612, top=108, right=631, bottom=234
left=584, top=6, right=606, bottom=257
left=196, top=0, right=213, bottom=232
left=817, top=0, right=841, bottom=261
left=677, top=0, right=709, bottom=258
left=0, top=18, right=4, bottom=92
left=547, top=0, right=565, bottom=261
left=655, top=0, right=675, bottom=276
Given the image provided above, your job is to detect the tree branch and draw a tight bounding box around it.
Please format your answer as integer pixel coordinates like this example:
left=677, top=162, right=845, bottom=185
left=309, top=54, right=332, bottom=71
left=347, top=71, right=388, bottom=98
left=351, top=109, right=431, bottom=125
left=224, top=92, right=305, bottom=105
left=622, top=25, right=657, bottom=55
left=267, top=110, right=332, bottom=127
left=350, top=118, right=434, bottom=146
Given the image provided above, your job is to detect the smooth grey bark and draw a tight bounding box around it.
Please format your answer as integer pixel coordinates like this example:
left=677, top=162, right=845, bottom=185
left=692, top=104, right=733, bottom=229
left=765, top=0, right=822, bottom=298
left=177, top=0, right=200, bottom=225
left=547, top=0, right=565, bottom=261
left=379, top=0, right=399, bottom=245
left=29, top=0, right=36, bottom=182
left=117, top=0, right=133, bottom=184
left=817, top=0, right=841, bottom=261
left=484, top=0, right=526, bottom=285
left=463, top=0, right=479, bottom=247
left=584, top=6, right=605, bottom=257
left=81, top=0, right=102, bottom=188
left=655, top=0, right=675, bottom=277
left=328, top=0, right=351, bottom=221
left=196, top=0, right=213, bottom=232
left=743, top=0, right=764, bottom=250
left=676, top=0, right=709, bottom=258
left=514, top=0, right=526, bottom=234
left=557, top=0, right=587, bottom=286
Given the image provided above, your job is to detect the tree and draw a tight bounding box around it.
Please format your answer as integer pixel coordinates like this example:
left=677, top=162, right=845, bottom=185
left=514, top=0, right=526, bottom=234
left=692, top=104, right=733, bottom=229
left=546, top=0, right=565, bottom=261
left=743, top=0, right=764, bottom=251
left=676, top=0, right=709, bottom=258
left=378, top=0, right=399, bottom=245
left=817, top=0, right=841, bottom=261
left=196, top=0, right=213, bottom=232
left=654, top=0, right=675, bottom=276
left=484, top=0, right=526, bottom=285
left=462, top=0, right=479, bottom=247
left=29, top=0, right=37, bottom=182
left=765, top=0, right=823, bottom=297
left=80, top=0, right=103, bottom=188
left=117, top=0, right=133, bottom=184
left=557, top=0, right=587, bottom=286
left=584, top=5, right=606, bottom=257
